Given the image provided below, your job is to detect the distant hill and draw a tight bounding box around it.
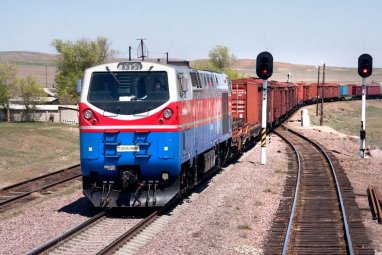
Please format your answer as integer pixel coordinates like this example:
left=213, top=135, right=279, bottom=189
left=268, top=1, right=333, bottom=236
left=0, top=51, right=381, bottom=86
left=0, top=51, right=57, bottom=88
left=192, top=59, right=382, bottom=84
left=0, top=51, right=56, bottom=66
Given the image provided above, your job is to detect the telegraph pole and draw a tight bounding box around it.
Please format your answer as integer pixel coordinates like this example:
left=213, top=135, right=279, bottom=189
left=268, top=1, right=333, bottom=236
left=316, top=65, right=320, bottom=116
left=256, top=51, right=273, bottom=165
left=357, top=54, right=373, bottom=158
left=45, top=64, right=48, bottom=87
left=320, top=63, right=325, bottom=126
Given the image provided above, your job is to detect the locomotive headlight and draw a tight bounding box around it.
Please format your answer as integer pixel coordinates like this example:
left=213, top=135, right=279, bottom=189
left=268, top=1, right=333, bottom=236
left=161, top=171, right=169, bottom=181
left=163, top=109, right=173, bottom=119
left=84, top=109, right=93, bottom=120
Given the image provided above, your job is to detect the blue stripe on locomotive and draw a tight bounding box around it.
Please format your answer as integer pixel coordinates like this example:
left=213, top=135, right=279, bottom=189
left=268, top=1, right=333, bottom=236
left=80, top=131, right=181, bottom=179
left=80, top=118, right=231, bottom=180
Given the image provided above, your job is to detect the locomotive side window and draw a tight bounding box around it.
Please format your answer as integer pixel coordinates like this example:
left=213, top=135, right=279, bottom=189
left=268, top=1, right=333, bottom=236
left=190, top=71, right=198, bottom=87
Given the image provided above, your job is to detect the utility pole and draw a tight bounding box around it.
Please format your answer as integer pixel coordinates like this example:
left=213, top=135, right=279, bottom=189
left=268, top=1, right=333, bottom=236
left=316, top=65, right=320, bottom=116
left=129, top=46, right=132, bottom=61
left=45, top=64, right=48, bottom=87
left=320, top=63, right=325, bottom=126
left=166, top=52, right=169, bottom=64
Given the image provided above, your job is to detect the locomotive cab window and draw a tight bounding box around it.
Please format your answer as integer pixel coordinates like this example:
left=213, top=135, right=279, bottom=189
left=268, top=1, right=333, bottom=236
left=88, top=71, right=169, bottom=115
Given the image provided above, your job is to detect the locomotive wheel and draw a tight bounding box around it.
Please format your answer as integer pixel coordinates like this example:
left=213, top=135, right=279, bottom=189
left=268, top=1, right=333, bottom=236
left=180, top=163, right=195, bottom=193
left=215, top=145, right=222, bottom=171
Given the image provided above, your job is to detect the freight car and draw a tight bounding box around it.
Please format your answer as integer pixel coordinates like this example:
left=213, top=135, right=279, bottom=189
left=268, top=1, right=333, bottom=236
left=230, top=78, right=262, bottom=152
left=352, top=84, right=382, bottom=99
left=230, top=78, right=299, bottom=147
left=340, top=84, right=353, bottom=100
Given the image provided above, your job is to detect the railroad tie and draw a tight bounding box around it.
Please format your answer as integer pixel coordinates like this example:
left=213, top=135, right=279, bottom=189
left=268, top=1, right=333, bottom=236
left=367, top=186, right=382, bottom=223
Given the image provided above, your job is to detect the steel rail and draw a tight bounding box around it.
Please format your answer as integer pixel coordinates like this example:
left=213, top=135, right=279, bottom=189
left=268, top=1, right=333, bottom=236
left=273, top=129, right=302, bottom=255
left=27, top=211, right=107, bottom=255
left=0, top=164, right=81, bottom=208
left=0, top=163, right=80, bottom=191
left=97, top=194, right=180, bottom=255
left=284, top=126, right=354, bottom=255
left=0, top=173, right=82, bottom=207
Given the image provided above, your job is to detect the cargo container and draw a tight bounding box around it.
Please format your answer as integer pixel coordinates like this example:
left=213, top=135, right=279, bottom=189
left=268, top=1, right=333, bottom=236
left=340, top=84, right=353, bottom=100
left=352, top=84, right=381, bottom=99
left=231, top=78, right=262, bottom=151
left=308, top=83, right=319, bottom=103
left=297, top=83, right=311, bottom=105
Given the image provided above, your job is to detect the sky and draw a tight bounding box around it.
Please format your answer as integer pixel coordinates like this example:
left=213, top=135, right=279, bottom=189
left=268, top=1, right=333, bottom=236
left=1, top=0, right=382, bottom=68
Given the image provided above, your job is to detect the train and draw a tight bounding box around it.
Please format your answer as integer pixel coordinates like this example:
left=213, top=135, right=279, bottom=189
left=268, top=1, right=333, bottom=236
left=78, top=60, right=381, bottom=208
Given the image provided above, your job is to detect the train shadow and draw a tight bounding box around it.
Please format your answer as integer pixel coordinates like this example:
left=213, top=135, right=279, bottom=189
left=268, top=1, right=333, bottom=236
left=57, top=197, right=103, bottom=217
left=57, top=197, right=157, bottom=218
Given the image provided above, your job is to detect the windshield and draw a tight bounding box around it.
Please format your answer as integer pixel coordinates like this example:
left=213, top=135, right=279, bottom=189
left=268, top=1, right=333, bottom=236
left=88, top=71, right=169, bottom=115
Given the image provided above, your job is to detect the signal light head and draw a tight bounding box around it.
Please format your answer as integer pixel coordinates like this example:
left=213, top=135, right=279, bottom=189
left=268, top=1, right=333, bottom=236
left=256, top=51, right=273, bottom=80
left=358, top=54, right=373, bottom=78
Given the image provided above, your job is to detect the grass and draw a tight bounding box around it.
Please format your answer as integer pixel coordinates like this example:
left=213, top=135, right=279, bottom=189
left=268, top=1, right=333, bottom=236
left=307, top=99, right=382, bottom=149
left=263, top=188, right=272, bottom=193
left=238, top=224, right=252, bottom=230
left=0, top=122, right=79, bottom=187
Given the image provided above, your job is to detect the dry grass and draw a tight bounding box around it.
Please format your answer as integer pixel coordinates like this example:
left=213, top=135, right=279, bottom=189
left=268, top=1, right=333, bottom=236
left=0, top=122, right=79, bottom=188
left=305, top=99, right=382, bottom=149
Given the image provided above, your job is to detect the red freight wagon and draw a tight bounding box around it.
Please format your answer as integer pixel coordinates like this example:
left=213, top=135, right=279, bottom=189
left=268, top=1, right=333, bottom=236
left=268, top=81, right=298, bottom=126
left=287, top=82, right=299, bottom=112
left=296, top=83, right=311, bottom=105
left=309, top=83, right=319, bottom=103
left=297, top=83, right=305, bottom=105
left=367, top=84, right=381, bottom=98
left=330, top=83, right=341, bottom=100
left=231, top=78, right=262, bottom=151
left=316, top=83, right=340, bottom=101
left=302, top=83, right=311, bottom=103
left=268, top=80, right=286, bottom=123
left=353, top=84, right=382, bottom=99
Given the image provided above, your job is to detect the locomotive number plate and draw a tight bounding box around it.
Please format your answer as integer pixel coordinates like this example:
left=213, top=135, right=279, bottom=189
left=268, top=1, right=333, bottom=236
left=117, top=145, right=140, bottom=152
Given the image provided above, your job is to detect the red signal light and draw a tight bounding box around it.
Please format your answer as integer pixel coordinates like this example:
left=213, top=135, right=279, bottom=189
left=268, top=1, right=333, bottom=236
left=256, top=52, right=273, bottom=79
left=358, top=54, right=372, bottom=78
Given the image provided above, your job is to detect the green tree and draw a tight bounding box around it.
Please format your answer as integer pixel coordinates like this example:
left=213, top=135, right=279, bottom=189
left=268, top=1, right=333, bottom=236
left=192, top=60, right=218, bottom=72
left=191, top=46, right=240, bottom=80
left=17, top=76, right=45, bottom=121
left=52, top=36, right=117, bottom=104
left=208, top=45, right=236, bottom=71
left=0, top=62, right=17, bottom=122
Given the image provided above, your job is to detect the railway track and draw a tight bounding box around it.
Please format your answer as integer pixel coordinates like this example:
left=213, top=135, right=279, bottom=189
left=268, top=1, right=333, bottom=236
left=0, top=164, right=81, bottom=211
left=265, top=126, right=373, bottom=254
left=27, top=154, right=224, bottom=255
left=28, top=195, right=179, bottom=255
